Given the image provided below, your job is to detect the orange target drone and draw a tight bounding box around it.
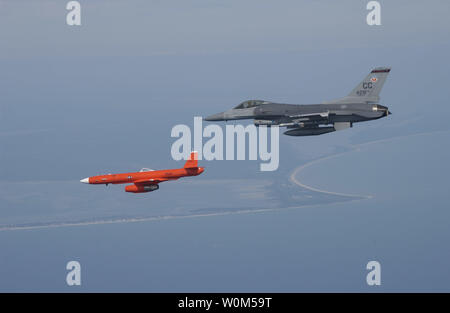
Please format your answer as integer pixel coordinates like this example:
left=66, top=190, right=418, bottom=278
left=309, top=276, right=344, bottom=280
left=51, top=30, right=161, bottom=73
left=80, top=152, right=204, bottom=193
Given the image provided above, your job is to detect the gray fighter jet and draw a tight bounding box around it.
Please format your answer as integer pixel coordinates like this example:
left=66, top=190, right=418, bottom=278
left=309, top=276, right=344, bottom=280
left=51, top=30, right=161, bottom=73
left=205, top=67, right=391, bottom=136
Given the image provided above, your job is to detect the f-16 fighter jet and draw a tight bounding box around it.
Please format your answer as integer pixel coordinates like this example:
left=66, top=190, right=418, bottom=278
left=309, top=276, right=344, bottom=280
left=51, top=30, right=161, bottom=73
left=205, top=67, right=391, bottom=136
left=80, top=152, right=204, bottom=193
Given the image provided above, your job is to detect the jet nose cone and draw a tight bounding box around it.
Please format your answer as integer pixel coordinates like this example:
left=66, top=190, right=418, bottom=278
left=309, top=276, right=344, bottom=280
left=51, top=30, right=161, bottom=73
left=80, top=177, right=90, bottom=184
left=204, top=112, right=225, bottom=121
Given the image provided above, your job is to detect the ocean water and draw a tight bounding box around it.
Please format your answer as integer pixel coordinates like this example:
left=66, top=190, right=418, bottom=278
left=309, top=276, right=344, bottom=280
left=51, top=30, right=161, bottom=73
left=1, top=130, right=448, bottom=292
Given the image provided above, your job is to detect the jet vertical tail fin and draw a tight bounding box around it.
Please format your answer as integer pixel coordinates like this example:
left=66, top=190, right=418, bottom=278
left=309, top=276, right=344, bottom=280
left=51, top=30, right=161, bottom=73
left=347, top=67, right=391, bottom=102
left=323, top=67, right=391, bottom=104
left=183, top=151, right=198, bottom=169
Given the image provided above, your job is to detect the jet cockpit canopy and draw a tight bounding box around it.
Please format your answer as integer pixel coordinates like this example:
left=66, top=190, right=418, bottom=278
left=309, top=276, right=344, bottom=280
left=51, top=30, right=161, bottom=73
left=139, top=168, right=154, bottom=172
left=234, top=100, right=269, bottom=109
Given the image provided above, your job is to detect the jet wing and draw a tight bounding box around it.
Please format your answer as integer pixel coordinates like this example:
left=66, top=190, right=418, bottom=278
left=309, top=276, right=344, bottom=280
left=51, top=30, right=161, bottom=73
left=288, top=112, right=329, bottom=122
left=134, top=178, right=170, bottom=185
left=254, top=112, right=330, bottom=127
